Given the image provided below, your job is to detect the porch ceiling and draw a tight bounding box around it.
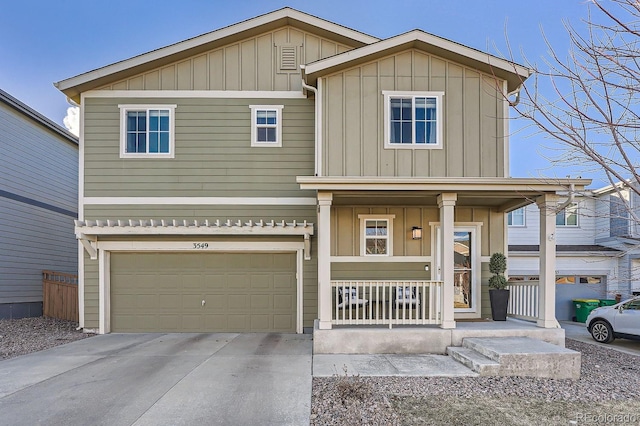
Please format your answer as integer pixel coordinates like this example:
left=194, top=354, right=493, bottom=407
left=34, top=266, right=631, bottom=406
left=297, top=177, right=592, bottom=212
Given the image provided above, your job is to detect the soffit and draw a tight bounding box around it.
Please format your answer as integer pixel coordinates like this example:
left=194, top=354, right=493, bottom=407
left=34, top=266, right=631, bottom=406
left=303, top=30, right=532, bottom=92
left=297, top=177, right=591, bottom=212
left=55, top=8, right=379, bottom=102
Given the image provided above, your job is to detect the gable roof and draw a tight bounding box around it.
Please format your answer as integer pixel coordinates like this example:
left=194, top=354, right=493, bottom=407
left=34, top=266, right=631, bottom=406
left=54, top=7, right=379, bottom=101
left=302, top=30, right=531, bottom=92
left=0, top=89, right=78, bottom=145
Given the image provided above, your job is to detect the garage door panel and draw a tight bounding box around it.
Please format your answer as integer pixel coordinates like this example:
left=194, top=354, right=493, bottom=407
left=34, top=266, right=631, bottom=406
left=226, top=273, right=251, bottom=289
left=111, top=252, right=296, bottom=332
left=274, top=294, right=294, bottom=310
left=272, top=253, right=295, bottom=268
left=274, top=273, right=295, bottom=289
left=250, top=274, right=272, bottom=290
left=206, top=273, right=228, bottom=289
left=273, top=314, right=293, bottom=330
left=227, top=315, right=249, bottom=330
left=250, top=314, right=272, bottom=330
left=180, top=275, right=204, bottom=289
left=250, top=294, right=271, bottom=309
left=228, top=294, right=250, bottom=309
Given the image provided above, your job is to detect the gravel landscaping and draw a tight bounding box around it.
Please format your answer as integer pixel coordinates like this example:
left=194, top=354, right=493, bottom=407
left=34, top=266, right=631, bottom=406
left=2, top=317, right=639, bottom=424
left=0, top=316, right=94, bottom=360
left=311, top=339, right=640, bottom=425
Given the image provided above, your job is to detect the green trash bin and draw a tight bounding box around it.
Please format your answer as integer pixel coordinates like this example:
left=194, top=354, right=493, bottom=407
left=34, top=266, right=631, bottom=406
left=572, top=299, right=600, bottom=323
left=599, top=299, right=617, bottom=307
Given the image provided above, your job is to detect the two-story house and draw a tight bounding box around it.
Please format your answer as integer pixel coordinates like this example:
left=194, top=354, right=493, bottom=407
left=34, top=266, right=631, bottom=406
left=0, top=89, right=78, bottom=319
left=509, top=182, right=640, bottom=320
left=55, top=8, right=589, bottom=352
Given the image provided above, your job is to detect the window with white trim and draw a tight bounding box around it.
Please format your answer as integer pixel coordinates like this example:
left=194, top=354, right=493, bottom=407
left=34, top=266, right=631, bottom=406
left=119, top=105, right=176, bottom=158
left=556, top=203, right=578, bottom=226
left=358, top=214, right=395, bottom=256
left=383, top=91, right=444, bottom=149
left=508, top=208, right=525, bottom=226
left=250, top=105, right=283, bottom=147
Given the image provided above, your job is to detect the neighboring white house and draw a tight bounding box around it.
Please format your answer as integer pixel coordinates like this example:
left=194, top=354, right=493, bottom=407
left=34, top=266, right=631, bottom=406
left=0, top=89, right=78, bottom=319
left=508, top=184, right=640, bottom=320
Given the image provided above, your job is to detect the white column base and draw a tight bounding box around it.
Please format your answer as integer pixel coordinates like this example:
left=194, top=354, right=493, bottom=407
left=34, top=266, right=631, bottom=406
left=537, top=318, right=560, bottom=329
left=318, top=320, right=333, bottom=330
left=440, top=320, right=456, bottom=329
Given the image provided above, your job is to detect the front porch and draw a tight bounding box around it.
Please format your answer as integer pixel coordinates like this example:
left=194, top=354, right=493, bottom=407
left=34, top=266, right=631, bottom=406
left=313, top=317, right=566, bottom=355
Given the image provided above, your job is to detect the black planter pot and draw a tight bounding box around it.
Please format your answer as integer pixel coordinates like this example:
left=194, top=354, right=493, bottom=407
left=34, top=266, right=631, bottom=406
left=489, top=289, right=510, bottom=321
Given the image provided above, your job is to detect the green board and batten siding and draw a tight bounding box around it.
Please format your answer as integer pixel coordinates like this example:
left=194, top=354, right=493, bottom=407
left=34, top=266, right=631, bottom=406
left=322, top=50, right=505, bottom=178
left=97, top=26, right=356, bottom=93
left=83, top=97, right=315, bottom=198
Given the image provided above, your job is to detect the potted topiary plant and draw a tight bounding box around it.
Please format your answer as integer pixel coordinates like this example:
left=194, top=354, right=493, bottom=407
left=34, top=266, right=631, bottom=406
left=488, top=252, right=509, bottom=321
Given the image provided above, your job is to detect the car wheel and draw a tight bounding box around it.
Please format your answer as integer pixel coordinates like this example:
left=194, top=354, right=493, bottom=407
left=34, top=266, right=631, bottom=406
left=590, top=320, right=614, bottom=343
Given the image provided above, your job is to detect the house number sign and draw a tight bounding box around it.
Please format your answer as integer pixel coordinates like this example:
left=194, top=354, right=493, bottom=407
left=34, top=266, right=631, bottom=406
left=192, top=243, right=209, bottom=249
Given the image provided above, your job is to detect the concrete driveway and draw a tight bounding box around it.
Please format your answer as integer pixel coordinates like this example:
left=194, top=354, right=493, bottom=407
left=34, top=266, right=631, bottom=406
left=0, top=333, right=312, bottom=426
left=561, top=321, right=640, bottom=356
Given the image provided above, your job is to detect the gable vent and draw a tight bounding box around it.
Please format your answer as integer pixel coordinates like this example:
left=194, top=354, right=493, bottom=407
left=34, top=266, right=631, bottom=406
left=279, top=45, right=298, bottom=71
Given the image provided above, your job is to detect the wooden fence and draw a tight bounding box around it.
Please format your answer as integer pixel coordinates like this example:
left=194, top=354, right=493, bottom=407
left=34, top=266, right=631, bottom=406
left=42, top=270, right=78, bottom=322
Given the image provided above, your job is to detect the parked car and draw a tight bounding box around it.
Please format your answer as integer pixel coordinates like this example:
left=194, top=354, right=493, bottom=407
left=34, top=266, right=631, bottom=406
left=586, top=296, right=640, bottom=343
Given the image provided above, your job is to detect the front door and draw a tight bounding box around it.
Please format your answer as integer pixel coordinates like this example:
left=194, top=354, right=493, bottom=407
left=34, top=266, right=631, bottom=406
left=435, top=226, right=479, bottom=313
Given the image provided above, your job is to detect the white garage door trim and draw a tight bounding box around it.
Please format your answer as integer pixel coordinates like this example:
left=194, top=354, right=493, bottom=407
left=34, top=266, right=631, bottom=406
left=96, top=241, right=305, bottom=334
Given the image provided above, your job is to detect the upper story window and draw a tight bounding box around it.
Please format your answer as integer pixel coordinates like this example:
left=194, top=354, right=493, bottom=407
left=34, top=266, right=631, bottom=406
left=556, top=203, right=578, bottom=226
left=358, top=214, right=395, bottom=256
left=383, top=91, right=444, bottom=149
left=250, top=105, right=283, bottom=147
left=508, top=208, right=525, bottom=226
left=119, top=105, right=176, bottom=158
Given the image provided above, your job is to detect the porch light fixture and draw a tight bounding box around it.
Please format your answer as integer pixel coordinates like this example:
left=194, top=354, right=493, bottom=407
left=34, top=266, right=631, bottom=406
left=412, top=226, right=423, bottom=240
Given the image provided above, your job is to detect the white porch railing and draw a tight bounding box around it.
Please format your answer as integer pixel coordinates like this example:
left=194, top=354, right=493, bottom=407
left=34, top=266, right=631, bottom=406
left=507, top=280, right=539, bottom=321
left=331, top=280, right=443, bottom=328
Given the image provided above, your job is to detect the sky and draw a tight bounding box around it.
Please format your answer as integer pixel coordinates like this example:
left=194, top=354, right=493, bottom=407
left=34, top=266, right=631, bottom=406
left=0, top=0, right=603, bottom=185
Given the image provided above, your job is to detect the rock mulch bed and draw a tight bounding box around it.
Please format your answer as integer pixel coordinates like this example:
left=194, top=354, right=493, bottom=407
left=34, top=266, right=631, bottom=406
left=0, top=316, right=94, bottom=360
left=311, top=339, right=640, bottom=425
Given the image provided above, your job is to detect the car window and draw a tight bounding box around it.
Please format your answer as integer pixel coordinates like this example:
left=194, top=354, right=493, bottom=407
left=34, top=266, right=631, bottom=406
left=624, top=300, right=640, bottom=310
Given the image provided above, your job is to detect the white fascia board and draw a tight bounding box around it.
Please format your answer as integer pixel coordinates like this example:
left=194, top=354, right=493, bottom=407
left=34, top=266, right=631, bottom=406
left=56, top=8, right=378, bottom=92
left=296, top=176, right=592, bottom=192
left=84, top=90, right=307, bottom=99
left=96, top=240, right=304, bottom=251
left=83, top=197, right=317, bottom=205
left=304, top=30, right=531, bottom=84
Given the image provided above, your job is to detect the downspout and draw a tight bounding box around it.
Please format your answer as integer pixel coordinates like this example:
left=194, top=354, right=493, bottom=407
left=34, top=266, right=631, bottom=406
left=300, top=65, right=319, bottom=176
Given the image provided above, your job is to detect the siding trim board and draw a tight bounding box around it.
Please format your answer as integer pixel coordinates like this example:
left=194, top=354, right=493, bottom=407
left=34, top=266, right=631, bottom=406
left=84, top=90, right=307, bottom=99
left=83, top=197, right=317, bottom=205
left=94, top=240, right=306, bottom=334
left=0, top=189, right=77, bottom=218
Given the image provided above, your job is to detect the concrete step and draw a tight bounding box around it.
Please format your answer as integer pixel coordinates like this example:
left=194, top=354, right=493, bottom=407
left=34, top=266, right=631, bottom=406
left=457, top=336, right=581, bottom=379
left=446, top=346, right=500, bottom=376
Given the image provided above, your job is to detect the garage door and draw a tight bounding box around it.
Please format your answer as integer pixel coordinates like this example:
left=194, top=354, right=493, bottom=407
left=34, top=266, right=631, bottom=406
left=110, top=252, right=297, bottom=332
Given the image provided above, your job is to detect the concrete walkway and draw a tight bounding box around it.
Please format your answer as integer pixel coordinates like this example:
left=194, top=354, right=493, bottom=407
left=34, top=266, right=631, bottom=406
left=0, top=333, right=312, bottom=426
left=313, top=353, right=477, bottom=377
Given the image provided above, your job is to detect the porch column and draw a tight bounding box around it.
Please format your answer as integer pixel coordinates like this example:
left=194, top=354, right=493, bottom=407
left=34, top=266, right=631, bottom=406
left=438, top=193, right=457, bottom=329
left=317, top=192, right=333, bottom=329
left=536, top=193, right=559, bottom=328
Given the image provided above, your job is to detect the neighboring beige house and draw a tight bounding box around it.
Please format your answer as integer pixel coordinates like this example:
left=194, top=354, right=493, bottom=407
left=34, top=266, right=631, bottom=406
left=55, top=8, right=589, bottom=347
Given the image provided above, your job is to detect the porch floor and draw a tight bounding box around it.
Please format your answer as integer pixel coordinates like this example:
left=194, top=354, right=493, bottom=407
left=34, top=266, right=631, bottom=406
left=313, top=318, right=565, bottom=355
